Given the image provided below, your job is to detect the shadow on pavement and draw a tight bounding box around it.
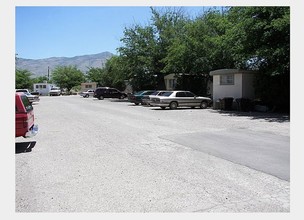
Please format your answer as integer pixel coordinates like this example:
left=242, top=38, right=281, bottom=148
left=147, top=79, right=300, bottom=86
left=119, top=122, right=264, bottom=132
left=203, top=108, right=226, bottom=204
left=211, top=110, right=290, bottom=123
left=15, top=141, right=36, bottom=154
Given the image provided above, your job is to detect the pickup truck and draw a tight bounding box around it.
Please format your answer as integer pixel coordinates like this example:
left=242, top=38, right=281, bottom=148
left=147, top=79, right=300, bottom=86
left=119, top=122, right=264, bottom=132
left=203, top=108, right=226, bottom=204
left=49, top=87, right=61, bottom=96
left=16, top=89, right=40, bottom=103
left=15, top=92, right=38, bottom=138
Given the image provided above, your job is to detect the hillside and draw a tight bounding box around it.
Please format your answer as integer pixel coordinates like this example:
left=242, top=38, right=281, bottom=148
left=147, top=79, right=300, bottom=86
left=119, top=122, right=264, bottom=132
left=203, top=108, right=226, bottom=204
left=16, top=52, right=114, bottom=77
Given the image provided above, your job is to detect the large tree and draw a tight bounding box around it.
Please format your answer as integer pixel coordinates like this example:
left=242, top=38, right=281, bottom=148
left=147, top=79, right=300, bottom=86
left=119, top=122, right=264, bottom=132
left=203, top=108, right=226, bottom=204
left=51, top=66, right=85, bottom=92
left=227, top=7, right=290, bottom=111
left=85, top=56, right=127, bottom=90
left=117, top=7, right=189, bottom=91
left=162, top=9, right=234, bottom=95
left=85, top=67, right=105, bottom=86
left=118, top=24, right=157, bottom=91
left=102, top=56, right=128, bottom=90
left=112, top=6, right=290, bottom=111
left=15, top=69, right=33, bottom=90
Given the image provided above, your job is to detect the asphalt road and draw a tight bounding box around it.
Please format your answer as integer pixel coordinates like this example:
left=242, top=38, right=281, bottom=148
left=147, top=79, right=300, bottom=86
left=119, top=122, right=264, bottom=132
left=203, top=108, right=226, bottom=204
left=15, top=95, right=290, bottom=212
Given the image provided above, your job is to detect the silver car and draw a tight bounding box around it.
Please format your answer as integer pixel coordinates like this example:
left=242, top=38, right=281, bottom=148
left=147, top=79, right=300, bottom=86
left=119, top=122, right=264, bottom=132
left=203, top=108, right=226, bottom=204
left=150, top=91, right=211, bottom=110
left=141, top=90, right=169, bottom=106
left=80, top=89, right=95, bottom=98
left=15, top=89, right=40, bottom=103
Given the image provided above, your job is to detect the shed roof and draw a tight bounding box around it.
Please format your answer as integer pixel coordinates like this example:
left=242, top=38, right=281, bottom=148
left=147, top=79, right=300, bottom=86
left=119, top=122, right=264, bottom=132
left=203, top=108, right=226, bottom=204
left=209, top=69, right=256, bottom=76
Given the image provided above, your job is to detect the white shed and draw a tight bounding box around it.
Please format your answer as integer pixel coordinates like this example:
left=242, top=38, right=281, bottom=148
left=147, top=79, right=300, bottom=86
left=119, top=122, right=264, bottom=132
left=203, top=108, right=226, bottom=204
left=209, top=69, right=256, bottom=108
left=33, top=82, right=56, bottom=96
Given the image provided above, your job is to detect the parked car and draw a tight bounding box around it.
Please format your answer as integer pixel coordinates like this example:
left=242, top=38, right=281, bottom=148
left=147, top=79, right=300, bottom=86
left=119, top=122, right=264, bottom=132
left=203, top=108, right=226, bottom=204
left=141, top=90, right=169, bottom=106
left=80, top=89, right=95, bottom=98
left=15, top=89, right=40, bottom=103
left=150, top=91, right=212, bottom=110
left=128, top=90, right=155, bottom=105
left=15, top=92, right=38, bottom=138
left=49, top=87, right=61, bottom=96
left=93, top=87, right=127, bottom=100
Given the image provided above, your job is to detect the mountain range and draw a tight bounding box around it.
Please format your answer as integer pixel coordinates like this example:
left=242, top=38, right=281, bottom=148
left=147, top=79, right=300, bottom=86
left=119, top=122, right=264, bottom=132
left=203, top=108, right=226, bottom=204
left=16, top=52, right=114, bottom=77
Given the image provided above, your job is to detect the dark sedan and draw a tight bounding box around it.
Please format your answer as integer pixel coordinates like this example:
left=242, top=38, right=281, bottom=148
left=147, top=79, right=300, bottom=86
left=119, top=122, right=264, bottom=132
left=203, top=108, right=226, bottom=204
left=128, top=90, right=155, bottom=105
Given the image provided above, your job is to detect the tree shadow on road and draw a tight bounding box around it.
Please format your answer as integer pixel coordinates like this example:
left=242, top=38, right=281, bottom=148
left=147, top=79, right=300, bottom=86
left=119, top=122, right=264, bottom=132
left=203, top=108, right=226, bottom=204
left=15, top=141, right=36, bottom=154
left=211, top=110, right=290, bottom=123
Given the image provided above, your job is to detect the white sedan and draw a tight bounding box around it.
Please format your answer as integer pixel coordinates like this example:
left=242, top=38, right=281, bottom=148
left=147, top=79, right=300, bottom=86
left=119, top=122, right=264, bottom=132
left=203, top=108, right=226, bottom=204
left=80, top=90, right=95, bottom=98
left=150, top=91, right=211, bottom=110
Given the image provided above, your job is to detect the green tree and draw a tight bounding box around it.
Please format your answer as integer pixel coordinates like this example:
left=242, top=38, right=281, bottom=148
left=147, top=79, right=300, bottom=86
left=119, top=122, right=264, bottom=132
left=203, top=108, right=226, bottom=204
left=227, top=7, right=290, bottom=111
left=32, top=75, right=50, bottom=84
left=162, top=9, right=233, bottom=95
left=117, top=7, right=188, bottom=91
left=103, top=56, right=127, bottom=90
left=118, top=24, right=157, bottom=91
left=15, top=69, right=33, bottom=90
left=51, top=66, right=85, bottom=92
left=85, top=56, right=127, bottom=90
left=151, top=7, right=189, bottom=88
left=85, top=67, right=105, bottom=86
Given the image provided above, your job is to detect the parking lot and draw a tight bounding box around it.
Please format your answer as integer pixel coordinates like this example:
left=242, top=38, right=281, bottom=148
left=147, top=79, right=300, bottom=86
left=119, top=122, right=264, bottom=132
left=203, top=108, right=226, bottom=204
left=15, top=95, right=290, bottom=212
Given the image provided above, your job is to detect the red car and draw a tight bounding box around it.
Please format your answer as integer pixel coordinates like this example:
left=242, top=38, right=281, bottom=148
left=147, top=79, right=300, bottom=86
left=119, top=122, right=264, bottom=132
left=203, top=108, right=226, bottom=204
left=15, top=92, right=38, bottom=138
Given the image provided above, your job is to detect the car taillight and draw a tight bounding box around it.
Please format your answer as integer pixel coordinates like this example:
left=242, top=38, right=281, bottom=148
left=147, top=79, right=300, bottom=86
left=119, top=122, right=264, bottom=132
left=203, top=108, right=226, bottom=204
left=23, top=119, right=28, bottom=128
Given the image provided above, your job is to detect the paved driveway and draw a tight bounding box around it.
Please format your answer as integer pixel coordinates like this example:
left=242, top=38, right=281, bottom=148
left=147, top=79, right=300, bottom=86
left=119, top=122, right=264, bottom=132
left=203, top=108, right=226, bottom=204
left=161, top=128, right=289, bottom=181
left=15, top=96, right=290, bottom=212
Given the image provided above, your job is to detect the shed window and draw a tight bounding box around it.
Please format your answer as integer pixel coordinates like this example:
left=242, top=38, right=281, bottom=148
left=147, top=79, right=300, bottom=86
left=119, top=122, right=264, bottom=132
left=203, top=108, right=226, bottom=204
left=220, top=75, right=234, bottom=85
left=168, top=79, right=176, bottom=89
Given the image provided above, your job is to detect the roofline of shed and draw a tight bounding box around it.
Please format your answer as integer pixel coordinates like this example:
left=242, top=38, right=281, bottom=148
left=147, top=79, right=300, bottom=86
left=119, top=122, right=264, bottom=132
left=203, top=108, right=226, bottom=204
left=209, top=69, right=256, bottom=76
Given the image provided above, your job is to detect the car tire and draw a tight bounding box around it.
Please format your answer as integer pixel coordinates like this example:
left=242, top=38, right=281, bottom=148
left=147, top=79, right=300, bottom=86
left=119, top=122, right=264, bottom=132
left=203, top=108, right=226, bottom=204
left=98, top=96, right=104, bottom=100
left=85, top=94, right=89, bottom=98
left=200, top=101, right=208, bottom=109
left=169, top=101, right=178, bottom=110
left=119, top=95, right=125, bottom=99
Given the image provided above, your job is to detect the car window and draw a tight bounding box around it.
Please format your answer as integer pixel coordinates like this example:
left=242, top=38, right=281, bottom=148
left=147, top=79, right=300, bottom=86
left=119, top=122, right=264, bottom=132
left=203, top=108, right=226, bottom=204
left=144, top=91, right=155, bottom=95
left=134, top=91, right=144, bottom=95
left=162, top=92, right=173, bottom=97
left=176, top=92, right=186, bottom=97
left=185, top=92, right=195, bottom=97
left=158, top=91, right=167, bottom=96
left=151, top=91, right=159, bottom=95
left=21, top=95, right=33, bottom=112
left=16, top=89, right=27, bottom=93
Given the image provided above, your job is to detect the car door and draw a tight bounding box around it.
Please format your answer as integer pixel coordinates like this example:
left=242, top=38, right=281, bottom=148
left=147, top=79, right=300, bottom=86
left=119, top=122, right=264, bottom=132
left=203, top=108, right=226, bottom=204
left=110, top=89, right=120, bottom=98
left=175, top=92, right=188, bottom=106
left=185, top=91, right=199, bottom=106
left=102, top=89, right=110, bottom=98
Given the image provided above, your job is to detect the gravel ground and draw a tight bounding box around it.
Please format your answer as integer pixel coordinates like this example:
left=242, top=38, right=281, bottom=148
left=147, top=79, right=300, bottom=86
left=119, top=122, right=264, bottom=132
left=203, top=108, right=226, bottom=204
left=15, top=95, right=290, bottom=212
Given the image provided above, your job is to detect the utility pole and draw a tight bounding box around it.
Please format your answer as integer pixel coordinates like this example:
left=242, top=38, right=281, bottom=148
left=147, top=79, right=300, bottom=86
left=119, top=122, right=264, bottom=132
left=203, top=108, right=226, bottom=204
left=47, top=66, right=50, bottom=81
left=15, top=53, right=18, bottom=67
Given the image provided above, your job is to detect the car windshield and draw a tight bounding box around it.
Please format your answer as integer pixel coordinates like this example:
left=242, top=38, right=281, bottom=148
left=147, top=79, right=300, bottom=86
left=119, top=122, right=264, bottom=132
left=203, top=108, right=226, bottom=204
left=161, top=92, right=173, bottom=97
left=150, top=91, right=159, bottom=95
left=21, top=95, right=33, bottom=112
left=134, top=91, right=144, bottom=95
left=158, top=91, right=168, bottom=96
left=144, top=91, right=155, bottom=95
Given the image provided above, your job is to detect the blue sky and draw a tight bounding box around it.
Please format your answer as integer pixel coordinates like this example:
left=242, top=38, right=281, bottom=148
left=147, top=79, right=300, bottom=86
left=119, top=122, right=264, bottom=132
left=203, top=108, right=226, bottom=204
left=16, top=6, right=211, bottom=60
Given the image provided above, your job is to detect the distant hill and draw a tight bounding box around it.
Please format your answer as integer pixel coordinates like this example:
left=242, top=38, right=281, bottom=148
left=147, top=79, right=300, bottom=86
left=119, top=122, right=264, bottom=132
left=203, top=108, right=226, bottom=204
left=16, top=52, right=114, bottom=77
